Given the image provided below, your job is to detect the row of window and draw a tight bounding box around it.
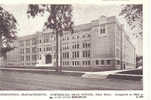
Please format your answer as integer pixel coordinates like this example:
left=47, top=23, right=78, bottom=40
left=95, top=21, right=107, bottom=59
left=62, top=42, right=91, bottom=50
left=62, top=34, right=91, bottom=41
left=39, top=47, right=54, bottom=52
left=63, top=60, right=91, bottom=66
left=21, top=63, right=37, bottom=65
left=20, top=55, right=37, bottom=61
left=19, top=36, right=56, bottom=47
left=39, top=36, right=56, bottom=43
left=20, top=47, right=36, bottom=54
left=20, top=38, right=37, bottom=47
left=62, top=52, right=69, bottom=59
left=95, top=60, right=120, bottom=65
left=62, top=51, right=91, bottom=59
left=96, top=60, right=111, bottom=65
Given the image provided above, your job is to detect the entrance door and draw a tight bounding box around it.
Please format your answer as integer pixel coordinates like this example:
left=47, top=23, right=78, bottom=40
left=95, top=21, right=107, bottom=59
left=45, top=54, right=52, bottom=64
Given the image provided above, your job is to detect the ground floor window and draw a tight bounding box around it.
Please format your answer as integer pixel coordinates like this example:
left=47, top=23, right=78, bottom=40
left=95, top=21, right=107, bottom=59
left=117, top=60, right=120, bottom=65
left=107, top=60, right=111, bottom=65
left=72, top=61, right=80, bottom=66
left=101, top=60, right=104, bottom=65
left=96, top=60, right=99, bottom=65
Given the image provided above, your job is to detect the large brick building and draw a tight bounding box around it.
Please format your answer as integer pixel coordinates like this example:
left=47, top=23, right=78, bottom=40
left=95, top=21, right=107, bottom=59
left=6, top=16, right=136, bottom=69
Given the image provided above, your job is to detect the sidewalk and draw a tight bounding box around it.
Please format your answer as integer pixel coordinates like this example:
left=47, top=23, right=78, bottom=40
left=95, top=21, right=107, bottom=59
left=82, top=70, right=124, bottom=79
left=0, top=67, right=85, bottom=77
left=0, top=67, right=122, bottom=79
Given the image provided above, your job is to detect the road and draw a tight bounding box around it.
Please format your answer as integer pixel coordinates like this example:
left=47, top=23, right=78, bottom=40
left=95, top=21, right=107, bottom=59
left=0, top=70, right=143, bottom=90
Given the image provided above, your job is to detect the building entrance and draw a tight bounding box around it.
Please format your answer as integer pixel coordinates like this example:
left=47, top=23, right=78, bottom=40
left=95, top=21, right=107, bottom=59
left=45, top=54, right=52, bottom=64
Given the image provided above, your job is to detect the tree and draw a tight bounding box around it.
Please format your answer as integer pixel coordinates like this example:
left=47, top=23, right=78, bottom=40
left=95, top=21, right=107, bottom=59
left=0, top=6, right=17, bottom=66
left=27, top=4, right=73, bottom=72
left=119, top=5, right=143, bottom=37
left=136, top=55, right=143, bottom=68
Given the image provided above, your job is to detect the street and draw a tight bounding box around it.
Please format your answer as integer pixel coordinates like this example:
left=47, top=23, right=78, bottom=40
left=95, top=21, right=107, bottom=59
left=0, top=70, right=143, bottom=90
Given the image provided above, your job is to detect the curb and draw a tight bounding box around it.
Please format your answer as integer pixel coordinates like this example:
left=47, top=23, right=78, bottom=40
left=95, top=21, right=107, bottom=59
left=0, top=68, right=85, bottom=77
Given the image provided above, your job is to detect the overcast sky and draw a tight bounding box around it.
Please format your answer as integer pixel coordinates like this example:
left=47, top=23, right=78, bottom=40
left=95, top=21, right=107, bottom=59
left=2, top=4, right=142, bottom=55
left=2, top=4, right=124, bottom=36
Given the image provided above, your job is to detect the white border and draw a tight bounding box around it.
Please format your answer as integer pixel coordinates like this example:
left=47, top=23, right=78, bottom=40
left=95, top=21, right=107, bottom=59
left=0, top=0, right=149, bottom=100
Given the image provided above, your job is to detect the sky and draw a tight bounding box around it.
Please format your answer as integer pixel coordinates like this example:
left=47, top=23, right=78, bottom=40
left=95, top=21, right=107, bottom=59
left=2, top=4, right=142, bottom=55
left=2, top=4, right=124, bottom=36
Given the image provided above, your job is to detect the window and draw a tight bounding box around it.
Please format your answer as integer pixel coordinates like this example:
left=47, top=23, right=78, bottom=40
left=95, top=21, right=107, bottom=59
left=72, top=61, right=74, bottom=66
left=77, top=44, right=79, bottom=49
left=20, top=41, right=24, bottom=46
left=101, top=60, right=104, bottom=65
left=107, top=60, right=111, bottom=65
left=100, top=25, right=106, bottom=34
left=96, top=60, right=99, bottom=65
left=87, top=34, right=91, bottom=37
left=32, top=55, right=37, bottom=61
left=26, top=48, right=30, bottom=53
left=72, top=51, right=79, bottom=58
left=82, top=35, right=85, bottom=38
left=26, top=40, right=30, bottom=46
left=83, top=42, right=90, bottom=48
left=39, top=40, right=42, bottom=43
left=26, top=56, right=30, bottom=61
left=32, top=47, right=36, bottom=53
left=32, top=38, right=36, bottom=45
left=72, top=43, right=80, bottom=49
left=63, top=52, right=69, bottom=59
left=39, top=55, right=41, bottom=60
left=20, top=49, right=24, bottom=54
left=46, top=47, right=51, bottom=51
left=117, top=60, right=120, bottom=65
left=83, top=50, right=90, bottom=58
left=21, top=56, right=24, bottom=61
left=88, top=60, right=91, bottom=65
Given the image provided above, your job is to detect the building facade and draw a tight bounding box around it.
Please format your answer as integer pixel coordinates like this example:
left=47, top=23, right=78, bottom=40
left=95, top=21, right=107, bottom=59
left=6, top=16, right=136, bottom=69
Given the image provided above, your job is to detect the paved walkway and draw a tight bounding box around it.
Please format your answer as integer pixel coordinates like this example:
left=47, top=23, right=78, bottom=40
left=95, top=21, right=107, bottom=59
left=82, top=70, right=125, bottom=79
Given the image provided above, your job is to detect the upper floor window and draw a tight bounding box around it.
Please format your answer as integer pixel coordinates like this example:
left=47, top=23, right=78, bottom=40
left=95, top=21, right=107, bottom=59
left=72, top=43, right=80, bottom=49
left=100, top=25, right=106, bottom=34
left=63, top=52, right=69, bottom=59
left=20, top=49, right=24, bottom=54
left=83, top=42, right=91, bottom=48
left=72, top=51, right=79, bottom=58
left=19, top=41, right=24, bottom=46
left=26, top=48, right=30, bottom=53
left=83, top=50, right=90, bottom=58
left=26, top=40, right=30, bottom=46
left=32, top=47, right=36, bottom=53
left=32, top=38, right=36, bottom=45
left=26, top=55, right=30, bottom=61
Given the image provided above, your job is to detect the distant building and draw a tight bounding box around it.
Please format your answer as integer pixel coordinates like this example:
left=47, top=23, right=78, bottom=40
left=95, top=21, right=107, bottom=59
left=6, top=16, right=136, bottom=69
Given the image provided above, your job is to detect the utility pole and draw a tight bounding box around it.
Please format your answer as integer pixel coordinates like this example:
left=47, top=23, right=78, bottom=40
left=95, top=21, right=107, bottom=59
left=120, top=31, right=123, bottom=70
left=0, top=34, right=2, bottom=66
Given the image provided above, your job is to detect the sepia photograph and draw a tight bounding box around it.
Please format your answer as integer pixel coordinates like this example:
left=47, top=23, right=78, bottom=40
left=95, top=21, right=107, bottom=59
left=0, top=4, right=143, bottom=90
